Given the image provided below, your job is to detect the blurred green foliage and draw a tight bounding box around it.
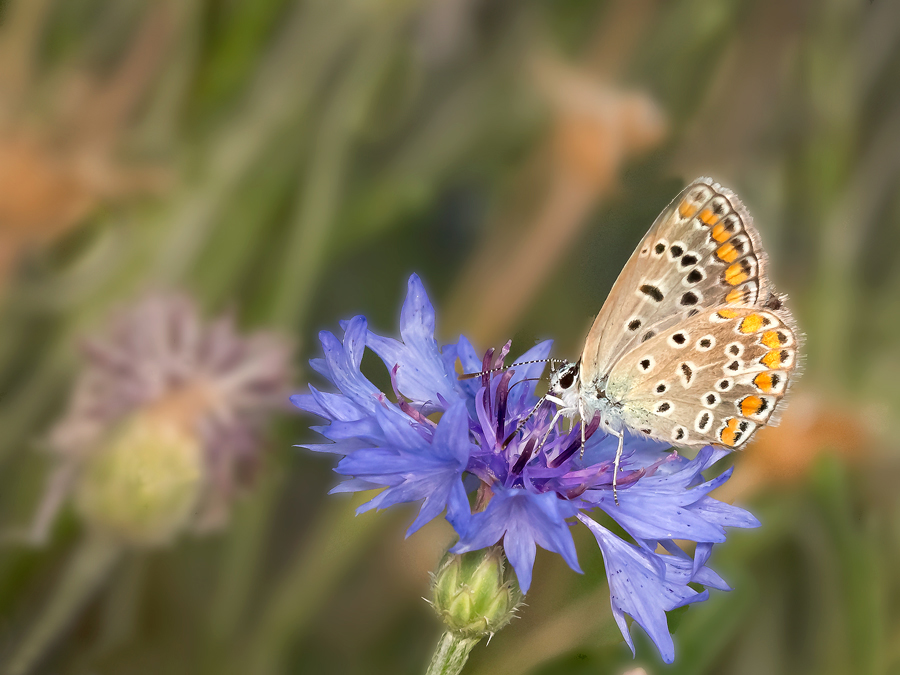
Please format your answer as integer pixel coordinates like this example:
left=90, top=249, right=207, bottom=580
left=0, top=0, right=898, bottom=674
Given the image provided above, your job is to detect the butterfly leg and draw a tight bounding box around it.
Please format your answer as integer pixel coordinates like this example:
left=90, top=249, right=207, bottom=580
left=611, top=428, right=624, bottom=506
left=578, top=398, right=586, bottom=459
left=536, top=407, right=566, bottom=456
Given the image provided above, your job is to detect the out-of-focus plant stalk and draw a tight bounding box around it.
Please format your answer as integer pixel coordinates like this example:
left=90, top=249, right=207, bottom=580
left=211, top=2, right=405, bottom=651
left=445, top=57, right=666, bottom=345
left=466, top=591, right=610, bottom=675
left=6, top=537, right=122, bottom=675
left=266, top=11, right=395, bottom=328
left=151, top=0, right=360, bottom=285
left=240, top=499, right=383, bottom=675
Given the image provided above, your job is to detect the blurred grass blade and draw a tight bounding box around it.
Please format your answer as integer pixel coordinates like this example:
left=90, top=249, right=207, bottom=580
left=6, top=537, right=122, bottom=675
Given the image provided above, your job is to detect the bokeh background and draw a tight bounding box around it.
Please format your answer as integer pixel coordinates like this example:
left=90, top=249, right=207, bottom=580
left=0, top=0, right=898, bottom=673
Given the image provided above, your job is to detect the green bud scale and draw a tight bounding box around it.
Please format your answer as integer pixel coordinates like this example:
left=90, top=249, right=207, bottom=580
left=431, top=545, right=523, bottom=638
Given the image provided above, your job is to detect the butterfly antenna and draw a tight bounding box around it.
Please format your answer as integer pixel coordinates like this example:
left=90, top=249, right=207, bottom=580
left=458, top=358, right=566, bottom=381
left=501, top=395, right=548, bottom=449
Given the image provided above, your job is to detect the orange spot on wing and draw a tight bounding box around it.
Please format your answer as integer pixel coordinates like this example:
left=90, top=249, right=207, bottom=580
left=740, top=395, right=764, bottom=417
left=726, top=288, right=746, bottom=304
left=761, top=330, right=785, bottom=348
left=716, top=308, right=740, bottom=320
left=711, top=223, right=731, bottom=242
left=725, top=262, right=749, bottom=286
left=699, top=208, right=719, bottom=226
left=753, top=372, right=776, bottom=393
left=739, top=314, right=765, bottom=333
left=716, top=242, right=739, bottom=263
left=720, top=418, right=741, bottom=447
left=761, top=349, right=790, bottom=369
left=679, top=200, right=699, bottom=219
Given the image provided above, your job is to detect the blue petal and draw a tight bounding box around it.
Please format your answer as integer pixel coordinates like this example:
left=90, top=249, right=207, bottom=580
left=452, top=487, right=581, bottom=593
left=337, top=400, right=473, bottom=536
left=579, top=431, right=674, bottom=473
left=585, top=447, right=758, bottom=544
left=329, top=477, right=382, bottom=493
left=371, top=402, right=429, bottom=452
left=442, top=335, right=482, bottom=398
left=297, top=438, right=371, bottom=455
left=692, top=495, right=761, bottom=529
left=318, top=319, right=381, bottom=414
left=579, top=514, right=709, bottom=664
left=311, top=417, right=384, bottom=445
left=591, top=490, right=729, bottom=543
left=400, top=274, right=437, bottom=345
left=431, top=399, right=476, bottom=465
left=366, top=276, right=460, bottom=412
left=658, top=540, right=731, bottom=592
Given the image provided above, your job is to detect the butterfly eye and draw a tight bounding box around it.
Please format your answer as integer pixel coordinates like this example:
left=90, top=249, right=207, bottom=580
left=560, top=371, right=576, bottom=389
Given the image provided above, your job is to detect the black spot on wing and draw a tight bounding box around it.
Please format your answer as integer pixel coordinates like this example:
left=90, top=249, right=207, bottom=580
left=640, top=285, right=664, bottom=302
left=763, top=293, right=784, bottom=311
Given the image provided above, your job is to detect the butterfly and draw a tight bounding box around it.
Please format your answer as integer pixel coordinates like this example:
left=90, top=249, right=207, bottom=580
left=468, top=178, right=801, bottom=502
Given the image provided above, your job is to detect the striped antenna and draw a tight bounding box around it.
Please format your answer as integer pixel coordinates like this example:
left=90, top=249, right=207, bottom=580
left=457, top=358, right=566, bottom=381
left=501, top=395, right=548, bottom=449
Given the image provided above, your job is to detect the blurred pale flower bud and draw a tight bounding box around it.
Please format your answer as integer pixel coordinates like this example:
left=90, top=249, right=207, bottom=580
left=30, top=293, right=292, bottom=546
left=431, top=545, right=523, bottom=638
left=74, top=413, right=204, bottom=546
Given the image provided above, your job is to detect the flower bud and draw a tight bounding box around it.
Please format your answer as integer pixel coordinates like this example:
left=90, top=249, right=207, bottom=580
left=74, top=412, right=204, bottom=546
left=431, top=545, right=522, bottom=638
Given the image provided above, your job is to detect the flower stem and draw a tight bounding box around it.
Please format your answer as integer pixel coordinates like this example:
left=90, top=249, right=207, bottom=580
left=425, top=631, right=482, bottom=675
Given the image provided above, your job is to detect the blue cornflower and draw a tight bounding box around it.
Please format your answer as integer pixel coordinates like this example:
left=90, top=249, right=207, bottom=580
left=293, top=274, right=759, bottom=664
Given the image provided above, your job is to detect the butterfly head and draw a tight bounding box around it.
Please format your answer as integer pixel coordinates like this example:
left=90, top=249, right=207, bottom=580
left=548, top=359, right=581, bottom=413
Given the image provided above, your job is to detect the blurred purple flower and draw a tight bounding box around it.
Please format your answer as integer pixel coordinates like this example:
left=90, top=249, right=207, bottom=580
left=294, top=274, right=759, bottom=663
left=39, top=293, right=293, bottom=540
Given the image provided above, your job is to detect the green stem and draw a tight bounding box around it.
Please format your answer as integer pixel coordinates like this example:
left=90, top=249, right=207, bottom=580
left=425, top=632, right=482, bottom=675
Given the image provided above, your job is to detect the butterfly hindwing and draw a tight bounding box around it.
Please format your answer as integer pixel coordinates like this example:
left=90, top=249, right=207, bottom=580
left=604, top=305, right=799, bottom=449
left=580, top=178, right=771, bottom=385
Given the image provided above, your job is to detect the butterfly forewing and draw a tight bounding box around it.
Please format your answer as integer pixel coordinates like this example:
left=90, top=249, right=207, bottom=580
left=581, top=178, right=771, bottom=384
left=605, top=305, right=799, bottom=448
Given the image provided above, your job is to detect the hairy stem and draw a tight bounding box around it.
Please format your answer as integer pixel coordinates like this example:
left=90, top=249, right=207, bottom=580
left=425, top=631, right=482, bottom=675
